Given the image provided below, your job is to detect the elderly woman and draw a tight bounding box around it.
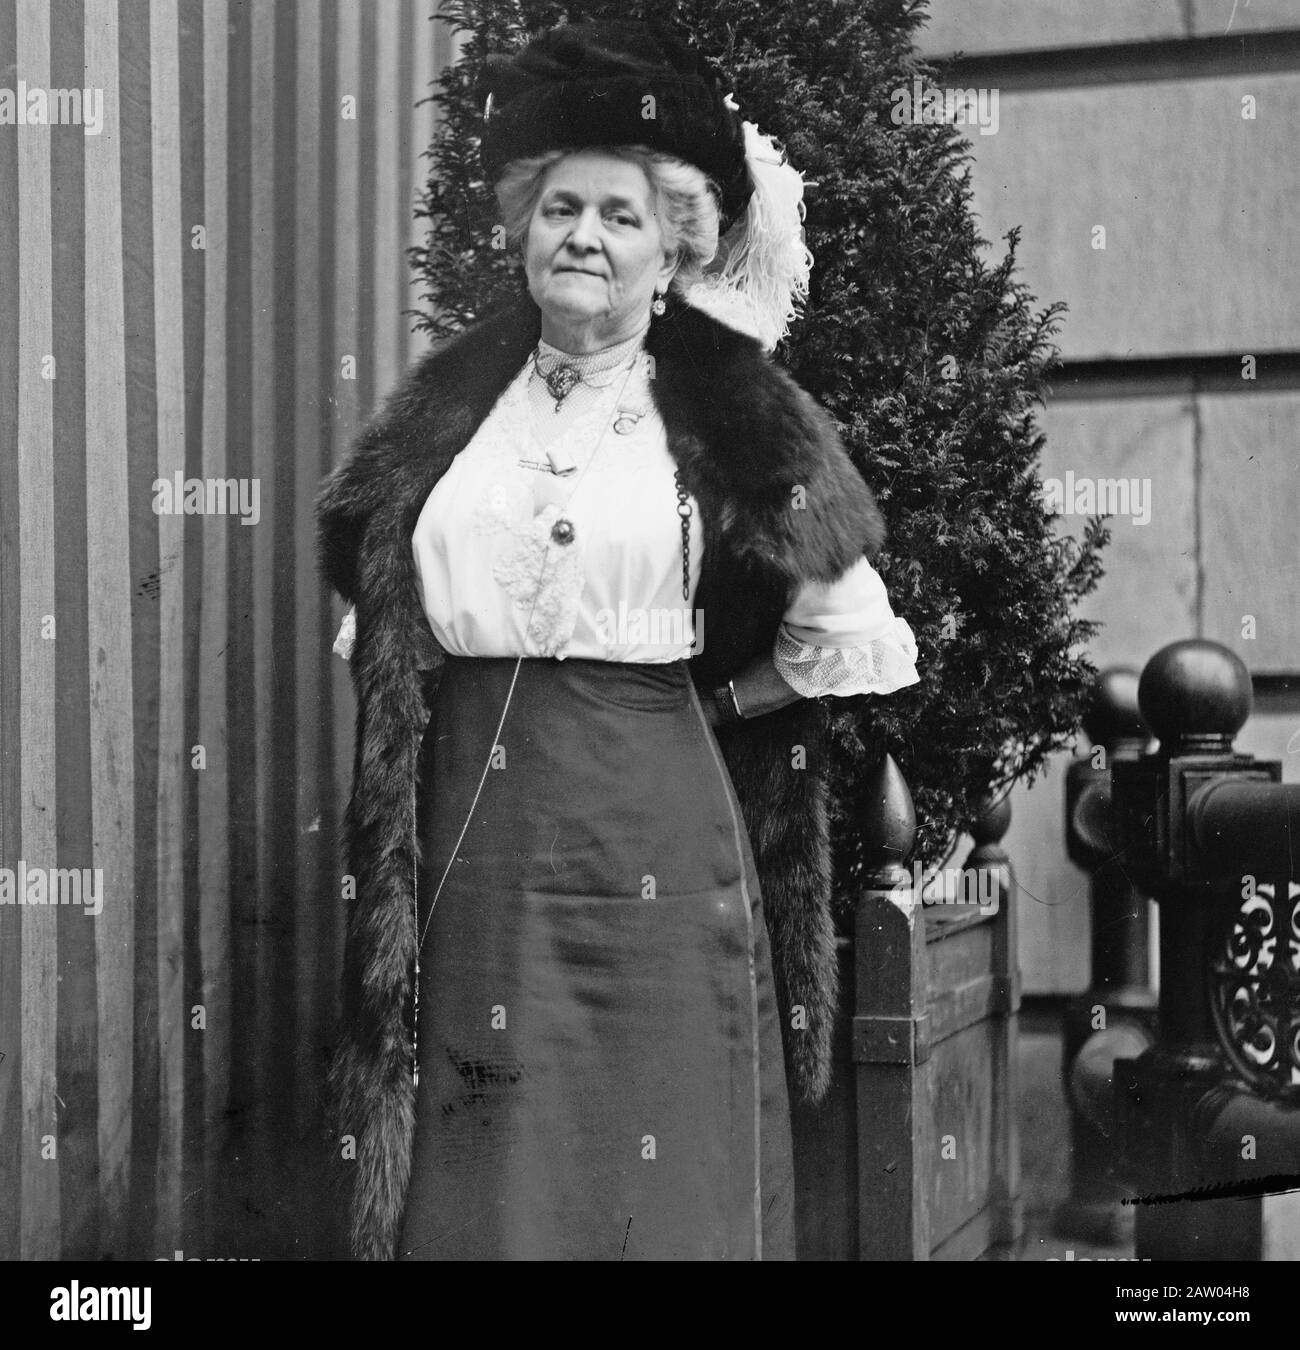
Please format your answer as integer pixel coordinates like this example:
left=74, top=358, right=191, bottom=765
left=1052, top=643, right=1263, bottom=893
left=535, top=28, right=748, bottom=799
left=318, top=20, right=918, bottom=1262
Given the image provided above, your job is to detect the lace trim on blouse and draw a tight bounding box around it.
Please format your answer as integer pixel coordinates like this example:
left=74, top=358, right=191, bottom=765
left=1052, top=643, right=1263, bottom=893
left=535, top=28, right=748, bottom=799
left=773, top=616, right=920, bottom=699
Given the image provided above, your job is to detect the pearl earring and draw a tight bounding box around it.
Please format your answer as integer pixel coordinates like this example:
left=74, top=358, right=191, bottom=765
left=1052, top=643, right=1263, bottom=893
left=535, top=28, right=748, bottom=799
left=651, top=292, right=667, bottom=317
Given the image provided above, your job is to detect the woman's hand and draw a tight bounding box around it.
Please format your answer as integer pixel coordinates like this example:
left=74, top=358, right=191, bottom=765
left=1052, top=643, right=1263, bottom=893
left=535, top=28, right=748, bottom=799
left=704, top=653, right=803, bottom=727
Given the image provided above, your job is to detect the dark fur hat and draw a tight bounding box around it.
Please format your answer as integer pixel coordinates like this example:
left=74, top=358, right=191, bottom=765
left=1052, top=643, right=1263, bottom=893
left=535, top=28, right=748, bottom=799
left=478, top=19, right=754, bottom=229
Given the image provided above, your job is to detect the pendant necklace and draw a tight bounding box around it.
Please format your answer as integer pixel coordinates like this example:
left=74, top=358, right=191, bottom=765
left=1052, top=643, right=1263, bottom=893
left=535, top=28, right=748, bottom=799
left=520, top=345, right=643, bottom=476
left=531, top=341, right=639, bottom=414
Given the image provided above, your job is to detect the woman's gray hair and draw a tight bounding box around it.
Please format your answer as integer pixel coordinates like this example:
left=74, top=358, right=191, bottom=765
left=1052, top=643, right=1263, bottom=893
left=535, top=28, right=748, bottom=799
left=494, top=145, right=723, bottom=292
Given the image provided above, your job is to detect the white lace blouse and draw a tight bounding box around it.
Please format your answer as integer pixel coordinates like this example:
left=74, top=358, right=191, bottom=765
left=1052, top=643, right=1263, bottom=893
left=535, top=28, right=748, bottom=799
left=340, top=329, right=919, bottom=700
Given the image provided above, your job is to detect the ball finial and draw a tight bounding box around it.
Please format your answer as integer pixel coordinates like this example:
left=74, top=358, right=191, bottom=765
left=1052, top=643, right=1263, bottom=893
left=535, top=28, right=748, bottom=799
left=1081, top=667, right=1148, bottom=752
left=1137, top=640, right=1251, bottom=754
left=968, top=790, right=1012, bottom=846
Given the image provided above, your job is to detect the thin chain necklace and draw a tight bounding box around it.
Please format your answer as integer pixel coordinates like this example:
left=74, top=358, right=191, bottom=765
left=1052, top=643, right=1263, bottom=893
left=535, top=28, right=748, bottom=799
left=412, top=314, right=693, bottom=1094
left=418, top=340, right=695, bottom=956
left=418, top=352, right=639, bottom=960
left=519, top=347, right=642, bottom=476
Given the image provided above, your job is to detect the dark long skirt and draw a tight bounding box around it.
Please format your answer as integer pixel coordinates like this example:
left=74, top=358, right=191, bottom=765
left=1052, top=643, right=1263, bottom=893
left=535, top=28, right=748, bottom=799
left=396, top=655, right=795, bottom=1261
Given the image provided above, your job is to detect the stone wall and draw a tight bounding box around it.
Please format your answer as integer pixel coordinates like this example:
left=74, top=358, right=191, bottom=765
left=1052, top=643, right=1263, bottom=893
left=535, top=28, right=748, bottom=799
left=918, top=1, right=1300, bottom=991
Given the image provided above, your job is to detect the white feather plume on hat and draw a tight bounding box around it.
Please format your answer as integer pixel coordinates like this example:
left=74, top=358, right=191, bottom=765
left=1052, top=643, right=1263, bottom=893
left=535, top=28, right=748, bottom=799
left=682, top=99, right=814, bottom=352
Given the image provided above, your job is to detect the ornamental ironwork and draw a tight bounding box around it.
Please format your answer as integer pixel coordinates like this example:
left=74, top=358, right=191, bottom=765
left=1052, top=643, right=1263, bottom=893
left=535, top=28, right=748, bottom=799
left=1208, top=880, right=1300, bottom=1100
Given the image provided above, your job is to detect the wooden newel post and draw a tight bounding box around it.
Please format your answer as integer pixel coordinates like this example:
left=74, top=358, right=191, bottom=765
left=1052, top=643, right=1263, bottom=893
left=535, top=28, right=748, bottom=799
left=967, top=791, right=1025, bottom=1248
left=793, top=754, right=1024, bottom=1259
left=852, top=752, right=928, bottom=1260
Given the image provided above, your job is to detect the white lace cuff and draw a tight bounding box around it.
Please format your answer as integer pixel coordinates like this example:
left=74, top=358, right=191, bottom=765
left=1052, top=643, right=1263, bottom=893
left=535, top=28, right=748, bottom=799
left=333, top=608, right=356, bottom=661
left=773, top=615, right=920, bottom=698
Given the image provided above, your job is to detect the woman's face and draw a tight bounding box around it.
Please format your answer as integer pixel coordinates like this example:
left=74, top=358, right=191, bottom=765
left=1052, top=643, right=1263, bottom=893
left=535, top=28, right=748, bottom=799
left=523, top=151, right=678, bottom=345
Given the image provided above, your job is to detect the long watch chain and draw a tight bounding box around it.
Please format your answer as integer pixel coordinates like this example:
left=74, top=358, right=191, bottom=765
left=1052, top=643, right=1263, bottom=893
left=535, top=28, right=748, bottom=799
left=674, top=471, right=692, bottom=603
